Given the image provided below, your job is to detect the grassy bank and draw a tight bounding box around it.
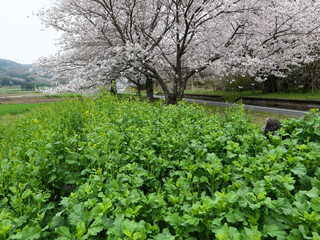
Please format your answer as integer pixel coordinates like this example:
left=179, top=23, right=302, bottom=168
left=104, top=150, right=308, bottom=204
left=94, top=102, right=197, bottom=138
left=184, top=89, right=320, bottom=102
left=198, top=103, right=296, bottom=127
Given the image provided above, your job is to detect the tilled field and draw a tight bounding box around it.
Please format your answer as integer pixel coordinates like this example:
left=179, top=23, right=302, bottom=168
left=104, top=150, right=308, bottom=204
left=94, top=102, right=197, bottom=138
left=0, top=96, right=61, bottom=105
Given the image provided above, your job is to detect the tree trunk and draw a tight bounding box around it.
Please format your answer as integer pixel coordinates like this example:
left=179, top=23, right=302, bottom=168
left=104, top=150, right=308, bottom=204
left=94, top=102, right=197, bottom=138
left=312, top=76, right=315, bottom=94
left=166, top=93, right=178, bottom=105
left=136, top=83, right=142, bottom=100
left=263, top=76, right=279, bottom=93
left=146, top=77, right=154, bottom=101
left=252, top=85, right=255, bottom=93
left=251, top=79, right=255, bottom=93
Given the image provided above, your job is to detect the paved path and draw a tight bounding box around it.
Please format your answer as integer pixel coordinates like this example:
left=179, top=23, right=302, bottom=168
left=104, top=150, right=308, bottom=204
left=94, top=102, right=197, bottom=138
left=154, top=95, right=309, bottom=117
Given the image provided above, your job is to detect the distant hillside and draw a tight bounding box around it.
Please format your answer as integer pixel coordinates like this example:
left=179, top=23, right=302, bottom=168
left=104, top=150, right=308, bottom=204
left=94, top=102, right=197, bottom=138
left=0, top=59, right=32, bottom=74
left=0, top=59, right=51, bottom=87
left=0, top=59, right=33, bottom=86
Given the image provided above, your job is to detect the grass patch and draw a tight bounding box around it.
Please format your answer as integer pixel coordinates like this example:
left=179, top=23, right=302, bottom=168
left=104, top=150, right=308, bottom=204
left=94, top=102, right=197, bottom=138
left=184, top=89, right=320, bottom=102
left=0, top=86, right=82, bottom=98
left=0, top=103, right=51, bottom=116
left=255, top=91, right=320, bottom=100
left=0, top=86, right=43, bottom=97
left=44, top=93, right=82, bottom=98
left=194, top=102, right=297, bottom=127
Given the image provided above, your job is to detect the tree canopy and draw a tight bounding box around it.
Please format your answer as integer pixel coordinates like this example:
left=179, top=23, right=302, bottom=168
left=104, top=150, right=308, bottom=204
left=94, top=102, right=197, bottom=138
left=38, top=0, right=320, bottom=103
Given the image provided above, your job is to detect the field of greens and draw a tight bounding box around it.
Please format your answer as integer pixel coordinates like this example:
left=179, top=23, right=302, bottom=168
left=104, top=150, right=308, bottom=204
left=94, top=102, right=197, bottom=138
left=1, top=94, right=320, bottom=239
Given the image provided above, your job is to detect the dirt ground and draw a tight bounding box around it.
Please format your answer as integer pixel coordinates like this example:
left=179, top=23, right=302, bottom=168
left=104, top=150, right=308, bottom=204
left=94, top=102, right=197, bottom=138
left=0, top=96, right=62, bottom=105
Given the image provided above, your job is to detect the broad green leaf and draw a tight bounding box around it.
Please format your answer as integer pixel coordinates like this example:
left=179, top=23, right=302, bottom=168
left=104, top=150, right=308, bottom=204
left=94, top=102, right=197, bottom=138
left=311, top=197, right=320, bottom=212
left=164, top=213, right=181, bottom=228
left=76, top=221, right=86, bottom=238
left=68, top=204, right=89, bottom=226
left=10, top=225, right=41, bottom=240
left=306, top=187, right=319, bottom=198
left=101, top=216, right=113, bottom=229
left=298, top=225, right=310, bottom=239
left=128, top=190, right=141, bottom=204
left=287, top=229, right=302, bottom=240
left=181, top=214, right=200, bottom=226
left=132, top=232, right=144, bottom=240
left=9, top=186, right=18, bottom=194
left=123, top=220, right=137, bottom=238
left=313, top=232, right=320, bottom=240
left=273, top=198, right=294, bottom=215
left=86, top=218, right=104, bottom=237
left=55, top=227, right=74, bottom=240
left=215, top=224, right=241, bottom=240
left=50, top=215, right=65, bottom=230
left=242, top=227, right=262, bottom=240
left=106, top=215, right=124, bottom=238
left=292, top=164, right=307, bottom=177
left=22, top=189, right=32, bottom=198
left=263, top=225, right=287, bottom=240
left=225, top=210, right=245, bottom=223
left=13, top=215, right=28, bottom=227
left=0, top=219, right=12, bottom=236
left=154, top=228, right=175, bottom=240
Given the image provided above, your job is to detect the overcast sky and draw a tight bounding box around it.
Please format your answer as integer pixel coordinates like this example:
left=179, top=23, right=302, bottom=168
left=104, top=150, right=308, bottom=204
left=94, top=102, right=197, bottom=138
left=0, top=0, right=60, bottom=64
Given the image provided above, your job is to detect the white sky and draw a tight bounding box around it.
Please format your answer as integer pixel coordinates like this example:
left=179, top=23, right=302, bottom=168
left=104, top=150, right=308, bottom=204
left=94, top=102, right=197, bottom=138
left=0, top=0, right=60, bottom=64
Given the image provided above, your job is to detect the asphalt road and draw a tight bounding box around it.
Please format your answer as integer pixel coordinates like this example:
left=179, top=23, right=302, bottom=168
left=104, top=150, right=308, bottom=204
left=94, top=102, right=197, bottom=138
left=155, top=95, right=309, bottom=117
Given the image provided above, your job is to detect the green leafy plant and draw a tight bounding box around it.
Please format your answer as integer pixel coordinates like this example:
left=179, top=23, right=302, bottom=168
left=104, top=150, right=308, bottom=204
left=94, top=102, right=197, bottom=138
left=1, top=94, right=319, bottom=239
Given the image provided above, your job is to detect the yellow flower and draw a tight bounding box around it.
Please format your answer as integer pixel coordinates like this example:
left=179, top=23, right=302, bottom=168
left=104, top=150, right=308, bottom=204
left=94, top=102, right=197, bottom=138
left=34, top=119, right=39, bottom=124
left=85, top=110, right=89, bottom=116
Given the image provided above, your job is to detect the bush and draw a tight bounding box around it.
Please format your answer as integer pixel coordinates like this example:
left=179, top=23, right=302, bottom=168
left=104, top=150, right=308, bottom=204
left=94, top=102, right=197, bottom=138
left=0, top=95, right=320, bottom=239
left=20, top=82, right=36, bottom=91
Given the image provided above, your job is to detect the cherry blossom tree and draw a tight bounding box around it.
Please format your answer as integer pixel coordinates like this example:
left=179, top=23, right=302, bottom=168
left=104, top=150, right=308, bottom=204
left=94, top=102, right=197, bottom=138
left=38, top=0, right=320, bottom=103
left=37, top=0, right=167, bottom=99
left=215, top=0, right=320, bottom=87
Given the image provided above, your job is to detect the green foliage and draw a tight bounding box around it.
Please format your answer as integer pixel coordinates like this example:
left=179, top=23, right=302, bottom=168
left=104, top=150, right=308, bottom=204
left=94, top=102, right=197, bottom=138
left=0, top=94, right=320, bottom=239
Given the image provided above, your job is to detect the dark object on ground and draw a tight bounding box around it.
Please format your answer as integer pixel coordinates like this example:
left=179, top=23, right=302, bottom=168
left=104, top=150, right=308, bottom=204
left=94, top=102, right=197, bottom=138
left=110, top=86, right=117, bottom=95
left=262, top=118, right=282, bottom=136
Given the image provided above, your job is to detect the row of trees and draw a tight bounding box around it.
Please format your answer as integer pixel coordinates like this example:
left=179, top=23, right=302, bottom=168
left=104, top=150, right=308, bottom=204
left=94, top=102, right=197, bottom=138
left=37, top=0, right=320, bottom=103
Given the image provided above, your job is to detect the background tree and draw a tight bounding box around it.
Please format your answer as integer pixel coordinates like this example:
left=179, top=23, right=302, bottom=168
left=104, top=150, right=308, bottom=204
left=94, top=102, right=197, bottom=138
left=38, top=0, right=320, bottom=103
left=283, top=56, right=320, bottom=93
